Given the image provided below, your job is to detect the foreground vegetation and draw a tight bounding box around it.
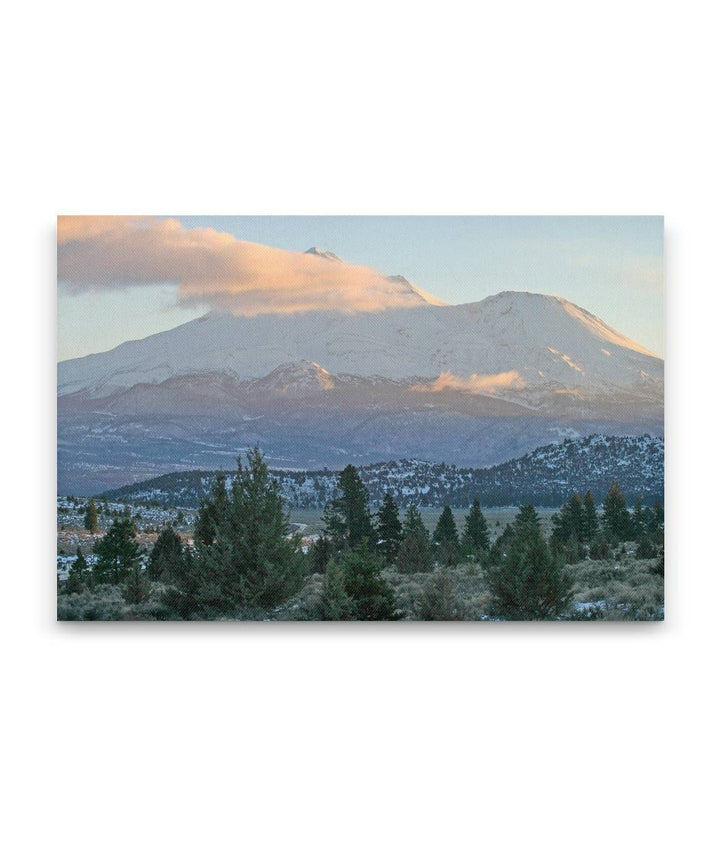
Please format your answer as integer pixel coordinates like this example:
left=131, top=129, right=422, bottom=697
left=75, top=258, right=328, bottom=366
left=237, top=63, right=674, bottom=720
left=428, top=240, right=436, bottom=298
left=57, top=448, right=664, bottom=621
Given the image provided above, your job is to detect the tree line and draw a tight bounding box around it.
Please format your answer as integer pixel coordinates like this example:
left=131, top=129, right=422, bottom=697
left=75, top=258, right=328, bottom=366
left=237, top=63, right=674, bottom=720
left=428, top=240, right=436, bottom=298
left=61, top=450, right=664, bottom=621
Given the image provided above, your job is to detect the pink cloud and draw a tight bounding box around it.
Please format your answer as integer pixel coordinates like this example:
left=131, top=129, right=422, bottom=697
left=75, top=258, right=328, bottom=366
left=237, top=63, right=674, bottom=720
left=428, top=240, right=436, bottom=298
left=413, top=371, right=526, bottom=395
left=57, top=216, right=444, bottom=315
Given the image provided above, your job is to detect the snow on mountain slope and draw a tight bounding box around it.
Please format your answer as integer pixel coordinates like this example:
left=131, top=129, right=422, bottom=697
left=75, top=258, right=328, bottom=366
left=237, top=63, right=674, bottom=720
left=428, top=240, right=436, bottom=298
left=58, top=291, right=662, bottom=401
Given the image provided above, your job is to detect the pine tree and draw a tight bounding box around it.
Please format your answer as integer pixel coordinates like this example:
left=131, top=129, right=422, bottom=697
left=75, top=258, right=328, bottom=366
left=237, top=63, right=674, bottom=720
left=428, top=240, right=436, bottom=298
left=403, top=504, right=430, bottom=540
left=376, top=493, right=402, bottom=565
left=515, top=504, right=541, bottom=529
left=65, top=548, right=87, bottom=594
left=488, top=523, right=515, bottom=566
left=84, top=498, right=99, bottom=533
left=73, top=546, right=88, bottom=576
left=147, top=524, right=185, bottom=581
left=461, top=499, right=490, bottom=557
left=648, top=500, right=665, bottom=543
left=631, top=496, right=645, bottom=540
left=341, top=548, right=398, bottom=620
left=123, top=558, right=149, bottom=605
left=184, top=447, right=305, bottom=612
left=309, top=534, right=333, bottom=575
left=485, top=515, right=573, bottom=620
left=433, top=506, right=460, bottom=566
left=396, top=505, right=432, bottom=574
left=93, top=517, right=140, bottom=585
left=551, top=493, right=585, bottom=545
left=324, top=465, right=376, bottom=551
left=582, top=491, right=599, bottom=543
left=601, top=481, right=632, bottom=543
left=195, top=473, right=228, bottom=546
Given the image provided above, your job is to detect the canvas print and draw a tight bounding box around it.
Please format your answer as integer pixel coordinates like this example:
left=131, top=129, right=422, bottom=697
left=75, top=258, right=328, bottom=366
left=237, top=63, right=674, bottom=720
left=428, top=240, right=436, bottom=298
left=57, top=216, right=664, bottom=621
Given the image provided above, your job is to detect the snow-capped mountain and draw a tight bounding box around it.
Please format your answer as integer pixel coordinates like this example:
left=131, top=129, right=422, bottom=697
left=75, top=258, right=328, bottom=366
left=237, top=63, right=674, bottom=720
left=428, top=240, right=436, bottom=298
left=59, top=291, right=661, bottom=401
left=57, top=288, right=663, bottom=494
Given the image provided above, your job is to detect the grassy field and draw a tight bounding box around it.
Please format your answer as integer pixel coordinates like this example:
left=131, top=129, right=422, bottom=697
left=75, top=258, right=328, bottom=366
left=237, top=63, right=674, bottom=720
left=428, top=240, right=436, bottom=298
left=289, top=506, right=559, bottom=537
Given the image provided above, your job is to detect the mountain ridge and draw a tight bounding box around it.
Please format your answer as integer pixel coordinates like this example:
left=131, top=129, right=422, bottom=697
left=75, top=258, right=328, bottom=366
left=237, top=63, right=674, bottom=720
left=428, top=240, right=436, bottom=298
left=98, top=434, right=664, bottom=509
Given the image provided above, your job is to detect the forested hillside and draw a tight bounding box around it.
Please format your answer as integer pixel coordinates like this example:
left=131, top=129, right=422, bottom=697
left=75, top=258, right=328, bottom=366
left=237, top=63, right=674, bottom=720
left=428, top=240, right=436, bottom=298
left=101, top=434, right=664, bottom=509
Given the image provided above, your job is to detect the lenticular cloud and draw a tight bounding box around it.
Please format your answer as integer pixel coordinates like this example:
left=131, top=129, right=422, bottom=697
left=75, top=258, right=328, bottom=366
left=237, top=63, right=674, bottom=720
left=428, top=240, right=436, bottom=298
left=57, top=216, right=442, bottom=315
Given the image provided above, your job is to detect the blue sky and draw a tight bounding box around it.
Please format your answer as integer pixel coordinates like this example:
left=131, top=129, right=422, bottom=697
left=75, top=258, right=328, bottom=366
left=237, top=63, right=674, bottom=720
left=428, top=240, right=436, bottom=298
left=58, top=216, right=663, bottom=360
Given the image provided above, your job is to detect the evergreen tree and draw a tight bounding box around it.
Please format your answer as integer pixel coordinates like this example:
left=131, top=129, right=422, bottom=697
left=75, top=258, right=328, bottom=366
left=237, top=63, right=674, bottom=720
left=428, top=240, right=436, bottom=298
left=195, top=473, right=228, bottom=546
left=488, top=523, right=515, bottom=566
left=123, top=558, right=149, bottom=605
left=601, top=481, right=632, bottom=543
left=65, top=548, right=87, bottom=594
left=551, top=493, right=585, bottom=545
left=648, top=500, right=665, bottom=543
left=515, top=504, right=541, bottom=529
left=162, top=547, right=205, bottom=619
left=181, top=447, right=305, bottom=613
left=341, top=548, right=398, bottom=620
left=396, top=505, right=432, bottom=574
left=433, top=506, right=460, bottom=566
left=631, top=496, right=645, bottom=540
left=73, top=546, right=88, bottom=576
left=417, top=569, right=466, bottom=620
left=485, top=515, right=573, bottom=620
left=582, top=491, right=599, bottom=543
left=309, top=534, right=333, bottom=575
left=94, top=517, right=140, bottom=584
left=147, top=524, right=185, bottom=581
left=376, top=493, right=402, bottom=565
left=323, top=465, right=376, bottom=551
left=84, top=498, right=99, bottom=533
left=403, top=505, right=430, bottom=540
left=461, top=499, right=490, bottom=556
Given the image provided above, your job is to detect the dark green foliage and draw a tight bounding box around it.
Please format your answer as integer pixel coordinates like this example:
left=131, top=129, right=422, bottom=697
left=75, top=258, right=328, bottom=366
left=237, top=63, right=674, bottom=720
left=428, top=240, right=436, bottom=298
left=485, top=511, right=573, bottom=620
left=376, top=493, right=402, bottom=565
left=636, top=537, right=658, bottom=559
left=65, top=548, right=87, bottom=595
left=488, top=523, right=515, bottom=566
left=73, top=547, right=88, bottom=575
left=309, top=534, right=333, bottom=575
left=631, top=496, right=645, bottom=539
left=433, top=506, right=460, bottom=566
left=195, top=473, right=228, bottom=546
left=93, top=518, right=140, bottom=585
left=601, top=481, right=633, bottom=543
left=319, top=559, right=353, bottom=620
left=323, top=465, right=376, bottom=551
left=147, top=524, right=184, bottom=580
left=582, top=491, right=599, bottom=542
left=515, top=504, right=541, bottom=529
left=403, top=504, right=430, bottom=540
left=396, top=505, right=432, bottom=574
left=123, top=560, right=149, bottom=605
left=166, top=448, right=306, bottom=616
left=416, top=569, right=466, bottom=620
left=589, top=538, right=611, bottom=559
left=162, top=547, right=205, bottom=619
left=647, top=500, right=665, bottom=544
left=341, top=549, right=398, bottom=620
left=551, top=493, right=585, bottom=546
left=461, top=499, right=490, bottom=557
left=84, top=498, right=98, bottom=533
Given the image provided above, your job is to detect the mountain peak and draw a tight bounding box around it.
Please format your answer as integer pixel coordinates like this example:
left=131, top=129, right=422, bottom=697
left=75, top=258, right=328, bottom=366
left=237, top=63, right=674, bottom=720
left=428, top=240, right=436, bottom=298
left=304, top=247, right=343, bottom=262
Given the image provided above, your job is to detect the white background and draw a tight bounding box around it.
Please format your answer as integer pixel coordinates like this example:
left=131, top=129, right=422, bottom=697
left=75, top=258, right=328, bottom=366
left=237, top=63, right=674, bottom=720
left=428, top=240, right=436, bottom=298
left=2, top=1, right=718, bottom=854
